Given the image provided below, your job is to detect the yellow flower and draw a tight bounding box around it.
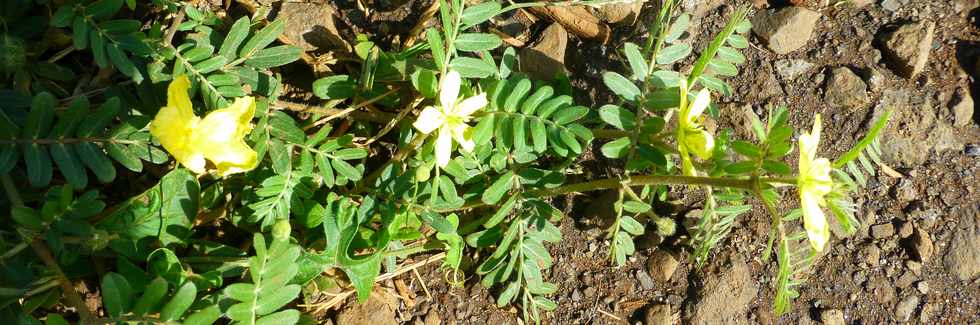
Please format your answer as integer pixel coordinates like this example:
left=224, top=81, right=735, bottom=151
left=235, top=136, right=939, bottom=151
left=412, top=70, right=487, bottom=168
left=676, top=79, right=714, bottom=176
left=797, top=114, right=833, bottom=252
left=149, top=75, right=258, bottom=177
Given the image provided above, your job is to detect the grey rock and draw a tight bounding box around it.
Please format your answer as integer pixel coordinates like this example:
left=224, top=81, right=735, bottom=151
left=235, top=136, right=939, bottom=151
left=825, top=67, right=870, bottom=109
left=894, top=295, right=920, bottom=322
left=424, top=309, right=441, bottom=325
left=572, top=288, right=583, bottom=302
left=751, top=7, right=822, bottom=55
left=644, top=304, right=671, bottom=325
left=874, top=91, right=963, bottom=167
left=820, top=309, right=845, bottom=325
left=905, top=260, right=922, bottom=275
left=862, top=245, right=881, bottom=267
left=880, top=21, right=936, bottom=78
left=690, top=259, right=758, bottom=324
left=944, top=205, right=980, bottom=280
left=898, top=221, right=914, bottom=238
left=681, top=0, right=724, bottom=18
left=950, top=87, right=975, bottom=127
left=895, top=272, right=916, bottom=288
left=908, top=228, right=934, bottom=262
left=892, top=179, right=917, bottom=203
left=881, top=0, right=907, bottom=12
left=647, top=250, right=680, bottom=283
left=520, top=23, right=568, bottom=80
left=849, top=0, right=874, bottom=7
left=916, top=281, right=930, bottom=294
left=276, top=2, right=346, bottom=52
left=775, top=59, right=814, bottom=80
left=637, top=270, right=656, bottom=290
left=871, top=223, right=895, bottom=239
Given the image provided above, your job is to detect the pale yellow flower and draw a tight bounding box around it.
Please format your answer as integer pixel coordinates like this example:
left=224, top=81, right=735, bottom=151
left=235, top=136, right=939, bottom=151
left=797, top=114, right=833, bottom=252
left=149, top=75, right=258, bottom=177
left=676, top=79, right=714, bottom=176
left=412, top=70, right=487, bottom=167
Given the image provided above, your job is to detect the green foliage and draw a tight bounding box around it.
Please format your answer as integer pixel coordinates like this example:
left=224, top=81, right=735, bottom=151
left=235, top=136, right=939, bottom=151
left=224, top=233, right=301, bottom=325
left=0, top=94, right=164, bottom=188
left=149, top=15, right=300, bottom=109
left=0, top=0, right=895, bottom=323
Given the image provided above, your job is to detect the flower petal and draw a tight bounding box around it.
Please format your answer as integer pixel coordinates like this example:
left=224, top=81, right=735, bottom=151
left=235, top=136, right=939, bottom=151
left=413, top=106, right=444, bottom=134
left=168, top=75, right=195, bottom=121
left=439, top=70, right=462, bottom=109
left=207, top=139, right=259, bottom=177
left=688, top=88, right=711, bottom=121
left=435, top=126, right=453, bottom=168
left=799, top=114, right=822, bottom=160
left=150, top=75, right=200, bottom=171
left=455, top=93, right=487, bottom=117
left=685, top=128, right=715, bottom=160
left=451, top=123, right=475, bottom=152
left=192, top=96, right=258, bottom=176
left=800, top=190, right=830, bottom=252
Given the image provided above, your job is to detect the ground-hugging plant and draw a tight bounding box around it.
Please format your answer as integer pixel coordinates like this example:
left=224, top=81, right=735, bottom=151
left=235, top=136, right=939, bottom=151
left=0, top=0, right=894, bottom=324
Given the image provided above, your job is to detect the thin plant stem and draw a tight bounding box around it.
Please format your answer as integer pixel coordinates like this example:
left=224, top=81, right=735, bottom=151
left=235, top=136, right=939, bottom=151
left=3, top=173, right=95, bottom=323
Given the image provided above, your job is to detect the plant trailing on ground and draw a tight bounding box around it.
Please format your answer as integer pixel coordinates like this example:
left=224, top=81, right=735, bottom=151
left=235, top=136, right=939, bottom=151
left=0, top=0, right=894, bottom=324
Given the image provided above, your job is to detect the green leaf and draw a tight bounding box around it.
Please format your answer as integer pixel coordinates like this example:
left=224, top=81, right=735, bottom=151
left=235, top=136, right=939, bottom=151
left=24, top=144, right=52, bottom=187
left=666, top=13, right=691, bottom=43
left=219, top=16, right=251, bottom=58
left=499, top=47, right=517, bottom=79
left=521, top=86, right=554, bottom=115
left=193, top=56, right=228, bottom=74
left=331, top=158, right=362, bottom=181
left=482, top=171, right=514, bottom=205
left=716, top=46, right=746, bottom=64
left=25, top=92, right=55, bottom=139
left=551, top=106, right=589, bottom=125
left=411, top=69, right=438, bottom=99
left=656, top=43, right=692, bottom=65
left=240, top=19, right=286, bottom=59
left=50, top=144, right=88, bottom=189
left=97, top=168, right=199, bottom=246
left=450, top=57, right=496, bottom=78
left=100, top=273, right=133, bottom=317
left=599, top=105, right=636, bottom=130
left=620, top=216, right=644, bottom=235
left=731, top=140, right=761, bottom=157
left=183, top=305, right=221, bottom=325
left=601, top=137, right=631, bottom=159
left=255, top=284, right=301, bottom=315
left=132, top=278, right=168, bottom=316
left=426, top=29, right=446, bottom=72
left=622, top=201, right=651, bottom=214
left=76, top=143, right=116, bottom=183
left=461, top=2, right=501, bottom=27
left=455, top=33, right=501, bottom=52
left=623, top=42, right=648, bottom=79
left=11, top=206, right=42, bottom=231
left=602, top=71, right=640, bottom=102
left=312, top=75, right=357, bottom=100
left=108, top=45, right=143, bottom=83
left=484, top=195, right=518, bottom=228
left=159, top=281, right=196, bottom=321
left=708, top=58, right=738, bottom=76
left=727, top=34, right=749, bottom=49
left=256, top=309, right=300, bottom=325
left=246, top=45, right=302, bottom=68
